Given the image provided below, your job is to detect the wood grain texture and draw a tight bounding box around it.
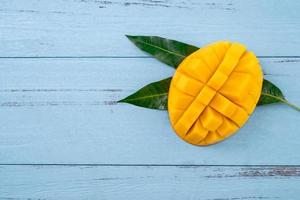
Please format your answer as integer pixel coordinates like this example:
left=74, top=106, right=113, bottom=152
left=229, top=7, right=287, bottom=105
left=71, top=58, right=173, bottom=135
left=1, top=165, right=300, bottom=199
left=0, top=0, right=300, bottom=56
left=0, top=58, right=299, bottom=165
left=1, top=0, right=300, bottom=198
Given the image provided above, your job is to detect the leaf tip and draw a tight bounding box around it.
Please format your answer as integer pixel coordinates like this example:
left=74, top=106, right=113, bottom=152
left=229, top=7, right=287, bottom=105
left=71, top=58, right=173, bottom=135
left=125, top=34, right=134, bottom=39
left=117, top=99, right=125, bottom=103
left=118, top=96, right=132, bottom=104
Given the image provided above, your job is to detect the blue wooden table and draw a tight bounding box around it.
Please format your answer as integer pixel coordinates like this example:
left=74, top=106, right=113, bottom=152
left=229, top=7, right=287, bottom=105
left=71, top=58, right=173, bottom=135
left=1, top=0, right=300, bottom=199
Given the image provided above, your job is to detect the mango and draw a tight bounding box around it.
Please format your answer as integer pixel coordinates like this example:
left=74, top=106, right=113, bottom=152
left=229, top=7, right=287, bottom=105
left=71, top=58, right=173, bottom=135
left=168, top=41, right=263, bottom=145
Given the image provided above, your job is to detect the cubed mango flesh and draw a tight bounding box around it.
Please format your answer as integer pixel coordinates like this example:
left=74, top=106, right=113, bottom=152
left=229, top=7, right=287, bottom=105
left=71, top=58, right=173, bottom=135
left=168, top=41, right=263, bottom=145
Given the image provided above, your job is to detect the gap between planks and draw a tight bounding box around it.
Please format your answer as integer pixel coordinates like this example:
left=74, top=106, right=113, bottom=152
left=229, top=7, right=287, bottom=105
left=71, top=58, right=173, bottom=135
left=1, top=164, right=300, bottom=167
left=0, top=56, right=300, bottom=59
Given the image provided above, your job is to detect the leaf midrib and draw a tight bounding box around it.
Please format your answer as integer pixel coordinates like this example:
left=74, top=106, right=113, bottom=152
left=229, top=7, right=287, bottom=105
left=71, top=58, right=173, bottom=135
left=135, top=38, right=186, bottom=58
left=123, top=92, right=168, bottom=102
left=261, top=92, right=300, bottom=111
left=261, top=92, right=285, bottom=102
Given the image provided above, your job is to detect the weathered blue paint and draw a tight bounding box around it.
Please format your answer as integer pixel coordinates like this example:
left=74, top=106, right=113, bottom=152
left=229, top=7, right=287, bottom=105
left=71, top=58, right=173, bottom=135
left=0, top=0, right=299, bottom=199
left=1, top=165, right=300, bottom=199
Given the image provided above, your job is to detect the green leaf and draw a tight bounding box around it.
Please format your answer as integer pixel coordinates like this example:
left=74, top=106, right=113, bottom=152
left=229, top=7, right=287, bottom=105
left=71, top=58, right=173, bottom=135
left=258, top=79, right=300, bottom=111
left=118, top=77, right=171, bottom=110
left=258, top=79, right=285, bottom=105
left=126, top=35, right=198, bottom=68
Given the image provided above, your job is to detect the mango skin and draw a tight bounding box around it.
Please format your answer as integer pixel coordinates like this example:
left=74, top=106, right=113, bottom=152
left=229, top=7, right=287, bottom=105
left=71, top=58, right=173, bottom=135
left=168, top=41, right=263, bottom=146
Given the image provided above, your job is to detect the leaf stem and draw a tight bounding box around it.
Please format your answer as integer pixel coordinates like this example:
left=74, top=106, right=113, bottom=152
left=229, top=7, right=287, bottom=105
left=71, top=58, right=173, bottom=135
left=261, top=92, right=300, bottom=111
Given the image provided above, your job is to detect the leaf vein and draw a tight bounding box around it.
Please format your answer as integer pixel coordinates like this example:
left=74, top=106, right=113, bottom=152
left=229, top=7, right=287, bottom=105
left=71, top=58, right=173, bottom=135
left=135, top=39, right=186, bottom=58
left=124, top=92, right=168, bottom=102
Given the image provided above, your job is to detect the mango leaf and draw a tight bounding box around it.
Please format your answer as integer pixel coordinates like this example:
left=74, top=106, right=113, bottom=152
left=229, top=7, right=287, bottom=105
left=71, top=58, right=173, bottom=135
left=126, top=35, right=198, bottom=68
left=118, top=77, right=171, bottom=110
left=258, top=79, right=300, bottom=111
left=258, top=79, right=284, bottom=105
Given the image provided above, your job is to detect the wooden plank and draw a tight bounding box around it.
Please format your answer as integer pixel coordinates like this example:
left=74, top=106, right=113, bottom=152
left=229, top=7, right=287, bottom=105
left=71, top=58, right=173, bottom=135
left=0, top=0, right=300, bottom=56
left=0, top=58, right=299, bottom=165
left=0, top=165, right=300, bottom=199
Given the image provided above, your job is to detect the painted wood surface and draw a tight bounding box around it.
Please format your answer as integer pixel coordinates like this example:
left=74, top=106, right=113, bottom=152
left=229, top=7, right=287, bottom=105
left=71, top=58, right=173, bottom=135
left=0, top=0, right=300, bottom=199
left=0, top=57, right=299, bottom=165
left=1, top=165, right=300, bottom=200
left=1, top=0, right=300, bottom=57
